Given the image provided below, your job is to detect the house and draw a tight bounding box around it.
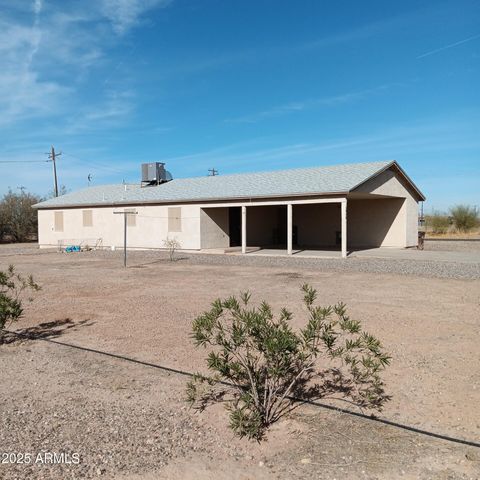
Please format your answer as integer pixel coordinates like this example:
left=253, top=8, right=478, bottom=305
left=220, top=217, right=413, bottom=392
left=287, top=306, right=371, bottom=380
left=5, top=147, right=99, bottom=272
left=33, top=160, right=425, bottom=258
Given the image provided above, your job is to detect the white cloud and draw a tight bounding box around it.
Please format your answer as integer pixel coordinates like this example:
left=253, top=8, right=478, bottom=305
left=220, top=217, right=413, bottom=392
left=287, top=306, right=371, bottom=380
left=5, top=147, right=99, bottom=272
left=100, top=0, right=172, bottom=35
left=0, top=0, right=172, bottom=128
left=161, top=114, right=480, bottom=176
left=62, top=90, right=136, bottom=134
left=0, top=6, right=69, bottom=126
left=225, top=84, right=394, bottom=124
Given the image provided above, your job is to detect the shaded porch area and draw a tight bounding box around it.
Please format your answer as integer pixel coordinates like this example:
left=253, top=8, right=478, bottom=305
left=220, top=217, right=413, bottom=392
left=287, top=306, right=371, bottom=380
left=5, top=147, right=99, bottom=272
left=200, top=194, right=407, bottom=259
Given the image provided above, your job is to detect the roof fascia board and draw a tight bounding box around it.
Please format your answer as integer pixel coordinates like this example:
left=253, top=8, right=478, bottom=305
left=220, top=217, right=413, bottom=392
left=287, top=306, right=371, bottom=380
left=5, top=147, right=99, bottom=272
left=33, top=190, right=349, bottom=210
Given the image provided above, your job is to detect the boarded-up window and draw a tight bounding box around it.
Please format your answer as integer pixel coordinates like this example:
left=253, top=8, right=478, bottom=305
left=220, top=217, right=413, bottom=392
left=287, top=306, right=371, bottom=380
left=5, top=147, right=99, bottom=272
left=83, top=210, right=93, bottom=227
left=54, top=211, right=63, bottom=232
left=168, top=207, right=182, bottom=232
left=125, top=208, right=136, bottom=227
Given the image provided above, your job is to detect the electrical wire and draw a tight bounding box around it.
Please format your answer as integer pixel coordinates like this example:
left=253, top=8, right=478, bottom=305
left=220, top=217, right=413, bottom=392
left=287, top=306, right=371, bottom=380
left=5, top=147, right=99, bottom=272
left=0, top=160, right=49, bottom=163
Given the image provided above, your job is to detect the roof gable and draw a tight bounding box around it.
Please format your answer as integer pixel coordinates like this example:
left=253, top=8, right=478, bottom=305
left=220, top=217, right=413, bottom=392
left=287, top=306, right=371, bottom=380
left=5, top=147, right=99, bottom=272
left=351, top=161, right=426, bottom=201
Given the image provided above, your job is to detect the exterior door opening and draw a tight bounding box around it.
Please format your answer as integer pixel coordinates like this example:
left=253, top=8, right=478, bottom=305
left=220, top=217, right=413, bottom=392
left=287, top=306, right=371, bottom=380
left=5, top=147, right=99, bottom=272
left=229, top=207, right=241, bottom=247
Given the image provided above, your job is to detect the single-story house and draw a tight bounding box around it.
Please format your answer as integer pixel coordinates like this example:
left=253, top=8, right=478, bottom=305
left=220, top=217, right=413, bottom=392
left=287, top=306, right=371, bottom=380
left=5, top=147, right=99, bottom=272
left=33, top=160, right=425, bottom=258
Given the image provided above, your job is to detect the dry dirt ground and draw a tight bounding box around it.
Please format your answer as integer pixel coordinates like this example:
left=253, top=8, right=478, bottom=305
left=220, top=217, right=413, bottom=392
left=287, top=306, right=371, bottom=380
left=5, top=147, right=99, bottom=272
left=1, top=245, right=479, bottom=479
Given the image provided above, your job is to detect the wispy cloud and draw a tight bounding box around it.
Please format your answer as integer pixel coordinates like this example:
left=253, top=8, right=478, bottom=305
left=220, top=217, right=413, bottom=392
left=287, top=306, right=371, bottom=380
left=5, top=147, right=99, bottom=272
left=160, top=6, right=441, bottom=79
left=160, top=113, right=480, bottom=177
left=416, top=33, right=480, bottom=59
left=0, top=0, right=172, bottom=127
left=224, top=84, right=394, bottom=124
left=62, top=90, right=136, bottom=134
left=100, top=0, right=172, bottom=35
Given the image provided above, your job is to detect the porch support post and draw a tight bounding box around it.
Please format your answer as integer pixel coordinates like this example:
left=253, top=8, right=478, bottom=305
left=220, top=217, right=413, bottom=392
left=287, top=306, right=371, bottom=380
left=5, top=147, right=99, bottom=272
left=241, top=205, right=247, bottom=254
left=287, top=203, right=293, bottom=255
left=341, top=198, right=347, bottom=258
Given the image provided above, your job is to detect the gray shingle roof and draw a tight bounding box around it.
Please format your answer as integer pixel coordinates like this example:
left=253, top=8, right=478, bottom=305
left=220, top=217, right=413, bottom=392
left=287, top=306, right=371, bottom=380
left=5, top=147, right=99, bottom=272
left=34, top=160, right=402, bottom=209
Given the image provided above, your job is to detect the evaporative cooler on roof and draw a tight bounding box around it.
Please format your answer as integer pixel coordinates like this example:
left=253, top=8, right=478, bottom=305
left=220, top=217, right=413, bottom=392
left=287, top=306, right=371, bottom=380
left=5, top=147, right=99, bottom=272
left=141, top=162, right=173, bottom=186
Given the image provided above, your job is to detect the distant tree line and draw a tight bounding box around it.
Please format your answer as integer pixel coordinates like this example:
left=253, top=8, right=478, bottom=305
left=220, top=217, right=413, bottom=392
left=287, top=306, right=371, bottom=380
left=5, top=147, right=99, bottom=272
left=0, top=186, right=67, bottom=243
left=425, top=205, right=479, bottom=235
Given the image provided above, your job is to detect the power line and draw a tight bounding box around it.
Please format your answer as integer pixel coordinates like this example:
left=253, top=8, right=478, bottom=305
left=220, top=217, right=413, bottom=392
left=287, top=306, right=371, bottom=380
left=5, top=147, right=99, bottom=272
left=62, top=152, right=127, bottom=175
left=0, top=160, right=49, bottom=163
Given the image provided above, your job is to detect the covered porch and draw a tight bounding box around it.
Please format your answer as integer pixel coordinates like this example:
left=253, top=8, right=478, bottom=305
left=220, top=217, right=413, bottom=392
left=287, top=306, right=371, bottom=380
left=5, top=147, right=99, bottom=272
left=239, top=199, right=349, bottom=258
left=199, top=193, right=408, bottom=258
left=200, top=198, right=349, bottom=258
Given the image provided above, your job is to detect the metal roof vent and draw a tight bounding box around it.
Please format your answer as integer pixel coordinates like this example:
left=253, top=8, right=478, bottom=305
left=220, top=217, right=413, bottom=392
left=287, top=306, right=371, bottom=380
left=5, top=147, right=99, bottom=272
left=141, top=162, right=173, bottom=186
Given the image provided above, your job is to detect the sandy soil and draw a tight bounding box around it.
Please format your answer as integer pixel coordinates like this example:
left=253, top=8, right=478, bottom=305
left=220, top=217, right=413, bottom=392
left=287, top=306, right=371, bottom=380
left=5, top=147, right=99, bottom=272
left=1, top=248, right=479, bottom=479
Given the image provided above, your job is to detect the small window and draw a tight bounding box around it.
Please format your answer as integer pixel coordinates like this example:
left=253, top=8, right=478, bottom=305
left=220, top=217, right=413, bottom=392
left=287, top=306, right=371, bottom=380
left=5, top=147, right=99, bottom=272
left=54, top=211, right=64, bottom=232
left=168, top=207, right=182, bottom=232
left=83, top=210, right=93, bottom=227
left=125, top=208, right=136, bottom=227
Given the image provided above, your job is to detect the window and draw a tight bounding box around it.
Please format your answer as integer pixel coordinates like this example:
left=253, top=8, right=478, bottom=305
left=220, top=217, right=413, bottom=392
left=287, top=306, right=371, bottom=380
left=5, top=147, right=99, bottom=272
left=168, top=207, right=182, bottom=232
left=125, top=208, right=136, bottom=227
left=83, top=210, right=93, bottom=227
left=54, top=211, right=63, bottom=232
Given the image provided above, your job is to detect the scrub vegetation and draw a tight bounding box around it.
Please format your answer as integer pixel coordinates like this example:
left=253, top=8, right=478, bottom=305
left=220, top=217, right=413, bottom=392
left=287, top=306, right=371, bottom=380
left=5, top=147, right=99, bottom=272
left=425, top=211, right=451, bottom=234
left=162, top=237, right=182, bottom=261
left=0, top=189, right=41, bottom=243
left=0, top=186, right=68, bottom=243
left=425, top=204, right=479, bottom=235
left=187, top=284, right=390, bottom=440
left=449, top=205, right=479, bottom=233
left=0, top=265, right=40, bottom=343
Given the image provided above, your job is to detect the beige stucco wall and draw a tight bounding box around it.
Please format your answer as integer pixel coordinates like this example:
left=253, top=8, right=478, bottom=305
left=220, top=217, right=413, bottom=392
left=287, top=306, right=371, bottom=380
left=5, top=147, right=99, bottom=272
left=352, top=168, right=419, bottom=247
left=405, top=194, right=419, bottom=247
left=200, top=208, right=229, bottom=249
left=38, top=204, right=202, bottom=250
left=293, top=203, right=341, bottom=247
left=348, top=198, right=406, bottom=247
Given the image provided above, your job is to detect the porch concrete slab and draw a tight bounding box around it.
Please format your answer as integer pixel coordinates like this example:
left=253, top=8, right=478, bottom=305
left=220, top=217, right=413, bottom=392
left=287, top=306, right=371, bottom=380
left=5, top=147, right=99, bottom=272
left=245, top=248, right=342, bottom=259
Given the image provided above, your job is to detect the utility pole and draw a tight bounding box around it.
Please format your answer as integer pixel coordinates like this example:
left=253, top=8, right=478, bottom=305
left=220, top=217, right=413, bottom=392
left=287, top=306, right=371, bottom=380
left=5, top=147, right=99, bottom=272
left=113, top=210, right=138, bottom=267
left=46, top=146, right=61, bottom=197
left=208, top=168, right=218, bottom=176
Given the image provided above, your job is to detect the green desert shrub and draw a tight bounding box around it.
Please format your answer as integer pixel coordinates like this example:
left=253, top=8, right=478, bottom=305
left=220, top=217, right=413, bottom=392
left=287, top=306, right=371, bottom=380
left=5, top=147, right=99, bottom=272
left=450, top=205, right=479, bottom=233
left=426, top=212, right=450, bottom=234
left=187, top=284, right=390, bottom=440
left=0, top=265, right=40, bottom=342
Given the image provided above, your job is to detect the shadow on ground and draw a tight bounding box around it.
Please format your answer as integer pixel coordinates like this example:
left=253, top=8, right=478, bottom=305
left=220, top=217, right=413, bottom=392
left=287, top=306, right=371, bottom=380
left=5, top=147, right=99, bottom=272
left=291, top=367, right=392, bottom=413
left=1, top=318, right=95, bottom=344
left=131, top=257, right=189, bottom=268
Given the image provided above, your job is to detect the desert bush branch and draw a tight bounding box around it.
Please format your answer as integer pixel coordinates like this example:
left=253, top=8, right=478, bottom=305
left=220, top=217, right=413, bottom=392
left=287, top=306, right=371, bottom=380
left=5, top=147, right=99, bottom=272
left=187, top=284, right=391, bottom=440
left=0, top=265, right=40, bottom=342
left=162, top=237, right=181, bottom=261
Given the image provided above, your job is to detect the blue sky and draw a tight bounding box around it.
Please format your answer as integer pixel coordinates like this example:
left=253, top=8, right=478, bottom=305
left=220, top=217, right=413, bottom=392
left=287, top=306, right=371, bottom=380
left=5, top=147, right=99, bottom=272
left=0, top=0, right=478, bottom=211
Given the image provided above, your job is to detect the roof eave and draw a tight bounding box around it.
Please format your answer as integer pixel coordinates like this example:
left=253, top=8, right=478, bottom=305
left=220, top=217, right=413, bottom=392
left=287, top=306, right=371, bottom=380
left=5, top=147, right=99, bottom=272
left=33, top=190, right=350, bottom=209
